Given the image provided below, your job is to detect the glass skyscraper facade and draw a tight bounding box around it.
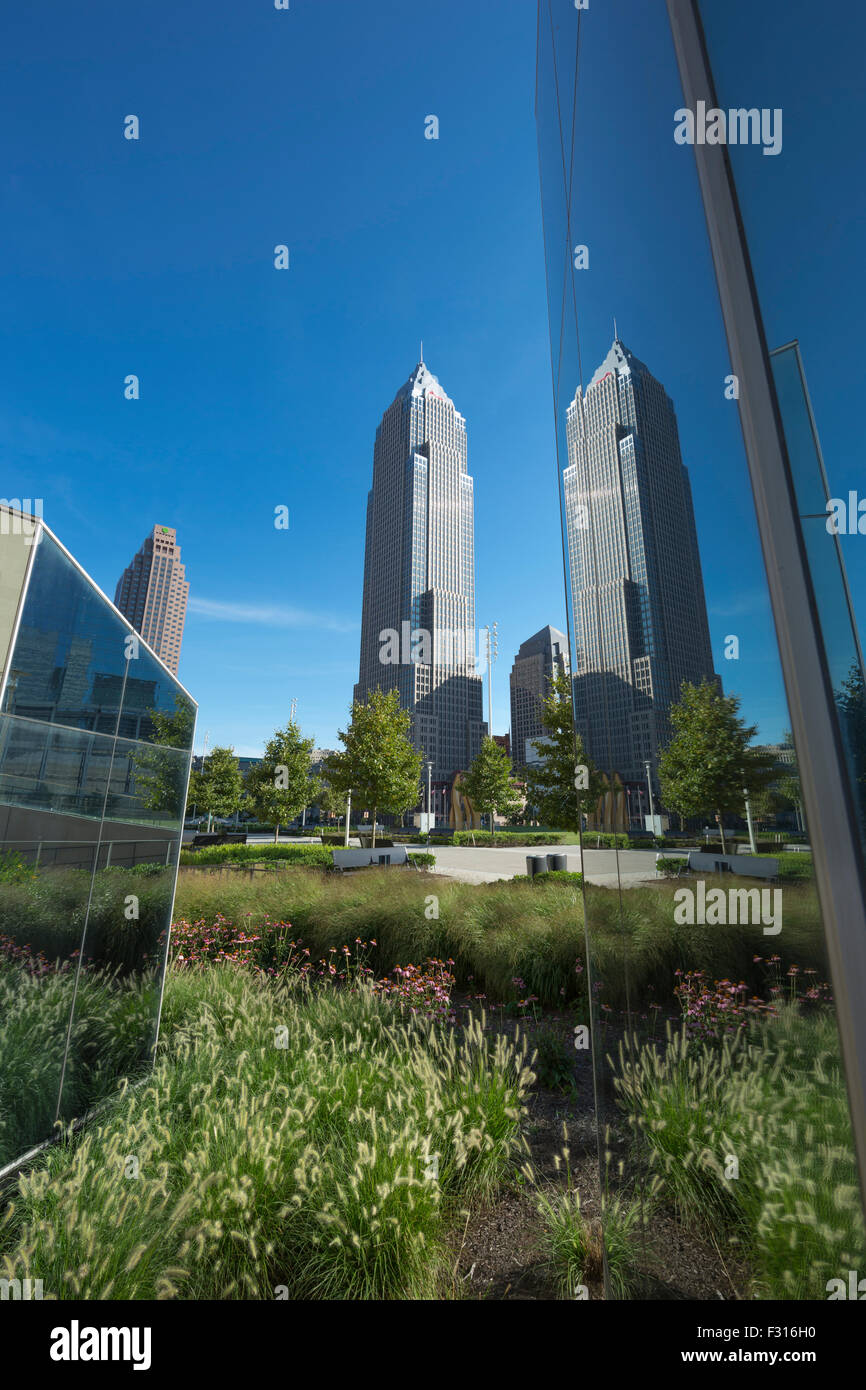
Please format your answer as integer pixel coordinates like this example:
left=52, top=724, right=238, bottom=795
left=355, top=358, right=486, bottom=780
left=0, top=505, right=195, bottom=1173
left=564, top=339, right=716, bottom=782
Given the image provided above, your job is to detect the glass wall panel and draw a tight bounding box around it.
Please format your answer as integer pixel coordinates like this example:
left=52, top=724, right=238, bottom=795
left=769, top=343, right=866, bottom=849
left=536, top=0, right=865, bottom=1300
left=692, top=0, right=866, bottom=860
left=0, top=525, right=195, bottom=1173
left=0, top=515, right=33, bottom=679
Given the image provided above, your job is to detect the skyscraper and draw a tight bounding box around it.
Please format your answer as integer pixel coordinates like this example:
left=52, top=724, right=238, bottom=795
left=115, top=525, right=189, bottom=676
left=354, top=356, right=485, bottom=780
left=510, top=625, right=569, bottom=770
left=564, top=339, right=716, bottom=783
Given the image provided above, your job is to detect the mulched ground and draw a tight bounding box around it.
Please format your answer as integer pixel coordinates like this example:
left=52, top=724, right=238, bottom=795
left=445, top=999, right=749, bottom=1302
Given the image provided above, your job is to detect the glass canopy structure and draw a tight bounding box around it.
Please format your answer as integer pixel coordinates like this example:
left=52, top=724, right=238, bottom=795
left=0, top=505, right=196, bottom=1173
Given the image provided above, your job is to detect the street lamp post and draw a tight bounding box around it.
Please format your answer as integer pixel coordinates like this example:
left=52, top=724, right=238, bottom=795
left=426, top=761, right=433, bottom=845
left=743, top=785, right=758, bottom=855
left=644, top=760, right=656, bottom=834
left=484, top=622, right=499, bottom=835
left=343, top=788, right=352, bottom=848
left=201, top=730, right=211, bottom=833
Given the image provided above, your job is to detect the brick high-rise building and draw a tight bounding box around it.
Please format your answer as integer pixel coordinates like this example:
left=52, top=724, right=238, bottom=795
left=354, top=355, right=486, bottom=779
left=114, top=525, right=189, bottom=676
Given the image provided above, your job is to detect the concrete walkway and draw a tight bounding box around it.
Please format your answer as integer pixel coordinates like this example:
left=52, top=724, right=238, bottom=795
left=244, top=832, right=679, bottom=888
left=424, top=843, right=664, bottom=886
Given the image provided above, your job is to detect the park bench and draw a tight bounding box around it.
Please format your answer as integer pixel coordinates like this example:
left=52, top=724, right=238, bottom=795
left=332, top=845, right=411, bottom=872
left=191, top=832, right=248, bottom=849
left=687, top=850, right=779, bottom=880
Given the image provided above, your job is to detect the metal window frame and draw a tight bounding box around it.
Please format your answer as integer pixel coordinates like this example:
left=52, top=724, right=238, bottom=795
left=667, top=0, right=866, bottom=1209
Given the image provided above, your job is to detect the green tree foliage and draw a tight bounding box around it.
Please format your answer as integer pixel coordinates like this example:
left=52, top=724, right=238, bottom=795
left=462, top=737, right=522, bottom=835
left=838, top=661, right=866, bottom=832
left=658, top=679, right=776, bottom=853
left=315, top=778, right=344, bottom=825
left=187, top=746, right=244, bottom=832
left=134, top=695, right=196, bottom=821
left=524, top=671, right=602, bottom=832
left=767, top=730, right=805, bottom=832
left=323, top=689, right=422, bottom=848
left=244, top=724, right=319, bottom=843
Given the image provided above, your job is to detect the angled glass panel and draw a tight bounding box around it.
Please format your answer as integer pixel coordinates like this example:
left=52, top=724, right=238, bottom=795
left=0, top=525, right=195, bottom=1173
left=536, top=0, right=865, bottom=1301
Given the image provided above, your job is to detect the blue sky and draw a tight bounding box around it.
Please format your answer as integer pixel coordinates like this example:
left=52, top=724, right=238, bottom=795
left=1, top=0, right=862, bottom=758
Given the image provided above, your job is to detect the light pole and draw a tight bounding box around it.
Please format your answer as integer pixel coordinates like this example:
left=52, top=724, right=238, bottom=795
left=201, top=730, right=211, bottom=832
left=426, top=760, right=433, bottom=844
left=343, top=788, right=352, bottom=847
left=484, top=622, right=498, bottom=834
left=484, top=622, right=499, bottom=738
left=743, top=785, right=758, bottom=855
left=644, top=760, right=656, bottom=834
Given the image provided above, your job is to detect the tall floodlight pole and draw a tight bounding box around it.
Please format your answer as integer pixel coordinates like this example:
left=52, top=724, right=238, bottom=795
left=426, top=760, right=433, bottom=844
left=201, top=729, right=211, bottom=832
left=743, top=786, right=758, bottom=856
left=644, top=760, right=656, bottom=833
left=484, top=623, right=499, bottom=834
left=484, top=622, right=499, bottom=738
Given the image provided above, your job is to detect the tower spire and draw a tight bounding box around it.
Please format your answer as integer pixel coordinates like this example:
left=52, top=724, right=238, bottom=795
left=614, top=316, right=618, bottom=344
left=420, top=338, right=424, bottom=365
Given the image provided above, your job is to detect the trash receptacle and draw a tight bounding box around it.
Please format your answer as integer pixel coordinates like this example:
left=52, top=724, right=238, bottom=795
left=548, top=853, right=568, bottom=873
left=527, top=855, right=548, bottom=878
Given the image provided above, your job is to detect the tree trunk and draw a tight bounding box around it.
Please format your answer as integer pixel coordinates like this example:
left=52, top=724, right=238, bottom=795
left=372, top=808, right=377, bottom=849
left=274, top=822, right=280, bottom=844
left=717, top=812, right=727, bottom=855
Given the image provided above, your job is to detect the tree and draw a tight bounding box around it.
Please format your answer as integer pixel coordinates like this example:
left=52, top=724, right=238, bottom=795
left=134, top=695, right=196, bottom=821
left=316, top=776, right=345, bottom=826
left=838, top=660, right=866, bottom=834
left=187, top=746, right=243, bottom=832
left=658, top=679, right=775, bottom=853
left=323, top=689, right=422, bottom=848
left=244, top=723, right=319, bottom=842
left=769, top=731, right=805, bottom=833
left=524, top=670, right=603, bottom=832
left=462, top=737, right=522, bottom=835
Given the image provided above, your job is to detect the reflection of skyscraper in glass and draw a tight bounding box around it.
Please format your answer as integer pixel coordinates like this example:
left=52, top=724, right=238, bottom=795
left=510, top=625, right=569, bottom=771
left=354, top=357, right=485, bottom=779
left=564, top=339, right=716, bottom=782
left=115, top=526, right=189, bottom=676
